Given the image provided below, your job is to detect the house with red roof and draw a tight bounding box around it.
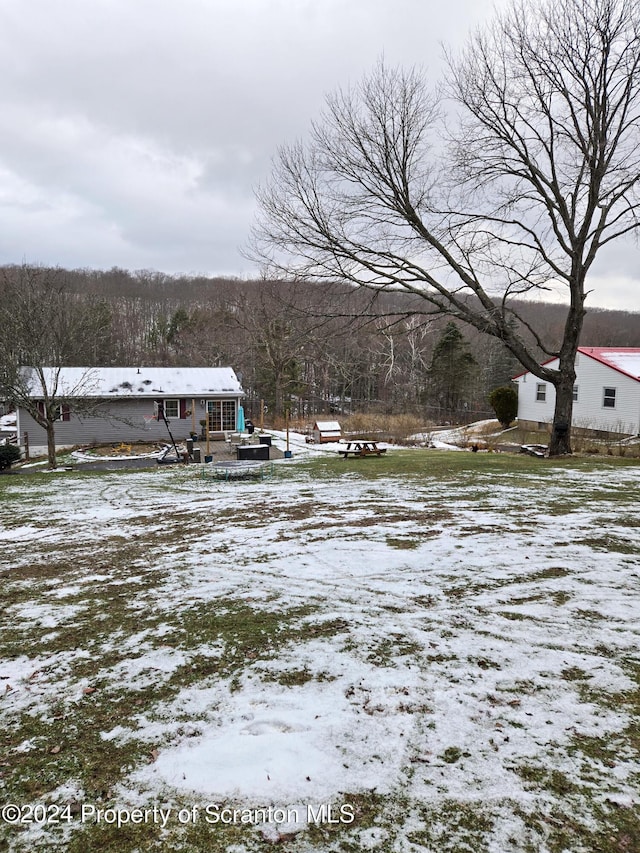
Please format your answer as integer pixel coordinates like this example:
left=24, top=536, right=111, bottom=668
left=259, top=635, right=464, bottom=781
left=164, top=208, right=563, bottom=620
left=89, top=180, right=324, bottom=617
left=513, top=348, right=640, bottom=437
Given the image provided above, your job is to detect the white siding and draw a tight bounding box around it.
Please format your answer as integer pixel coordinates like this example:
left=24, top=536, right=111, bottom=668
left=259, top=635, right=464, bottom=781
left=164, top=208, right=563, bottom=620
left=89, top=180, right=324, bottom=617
left=515, top=353, right=640, bottom=434
left=572, top=355, right=639, bottom=433
left=514, top=362, right=558, bottom=426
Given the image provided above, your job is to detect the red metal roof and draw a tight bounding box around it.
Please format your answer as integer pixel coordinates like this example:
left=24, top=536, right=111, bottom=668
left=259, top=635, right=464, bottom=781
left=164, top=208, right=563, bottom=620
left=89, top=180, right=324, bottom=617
left=512, top=348, right=640, bottom=382
left=577, top=347, right=640, bottom=382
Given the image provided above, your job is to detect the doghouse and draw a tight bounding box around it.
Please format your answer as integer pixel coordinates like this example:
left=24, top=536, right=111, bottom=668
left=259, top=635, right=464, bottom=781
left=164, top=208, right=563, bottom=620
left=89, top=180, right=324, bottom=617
left=312, top=420, right=342, bottom=443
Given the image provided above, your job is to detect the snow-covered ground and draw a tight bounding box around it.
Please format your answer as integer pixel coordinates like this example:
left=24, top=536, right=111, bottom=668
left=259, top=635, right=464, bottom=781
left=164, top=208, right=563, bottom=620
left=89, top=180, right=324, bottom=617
left=266, top=424, right=480, bottom=455
left=1, top=454, right=639, bottom=851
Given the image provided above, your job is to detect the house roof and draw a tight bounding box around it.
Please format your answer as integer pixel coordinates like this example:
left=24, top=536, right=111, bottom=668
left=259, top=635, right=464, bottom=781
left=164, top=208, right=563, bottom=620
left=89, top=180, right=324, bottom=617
left=22, top=366, right=244, bottom=398
left=513, top=347, right=640, bottom=383
left=578, top=347, right=640, bottom=382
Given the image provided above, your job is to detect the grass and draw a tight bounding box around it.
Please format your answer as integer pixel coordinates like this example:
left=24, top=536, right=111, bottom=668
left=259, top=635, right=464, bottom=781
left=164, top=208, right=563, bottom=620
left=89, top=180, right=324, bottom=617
left=1, top=449, right=639, bottom=852
left=292, top=445, right=640, bottom=483
left=0, top=595, right=330, bottom=805
left=407, top=801, right=494, bottom=851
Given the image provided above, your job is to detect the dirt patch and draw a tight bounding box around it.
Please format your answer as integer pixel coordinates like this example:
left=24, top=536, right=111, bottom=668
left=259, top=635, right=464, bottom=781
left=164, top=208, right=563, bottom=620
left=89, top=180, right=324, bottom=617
left=76, top=442, right=165, bottom=457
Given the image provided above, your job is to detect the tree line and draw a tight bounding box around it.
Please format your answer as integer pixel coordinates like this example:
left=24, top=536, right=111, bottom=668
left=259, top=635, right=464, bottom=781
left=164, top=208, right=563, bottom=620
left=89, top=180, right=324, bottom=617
left=2, top=263, right=638, bottom=427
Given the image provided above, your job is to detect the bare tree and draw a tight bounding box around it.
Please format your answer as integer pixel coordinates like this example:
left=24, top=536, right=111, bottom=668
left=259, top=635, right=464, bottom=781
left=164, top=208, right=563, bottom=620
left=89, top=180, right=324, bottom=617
left=0, top=265, right=111, bottom=468
left=249, top=0, right=640, bottom=454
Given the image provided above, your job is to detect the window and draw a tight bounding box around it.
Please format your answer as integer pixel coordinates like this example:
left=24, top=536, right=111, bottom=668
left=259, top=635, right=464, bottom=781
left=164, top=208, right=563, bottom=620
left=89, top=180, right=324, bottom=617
left=603, top=387, right=616, bottom=409
left=36, top=402, right=70, bottom=422
left=164, top=399, right=179, bottom=419
left=207, top=400, right=236, bottom=431
left=572, top=385, right=579, bottom=402
left=536, top=383, right=547, bottom=402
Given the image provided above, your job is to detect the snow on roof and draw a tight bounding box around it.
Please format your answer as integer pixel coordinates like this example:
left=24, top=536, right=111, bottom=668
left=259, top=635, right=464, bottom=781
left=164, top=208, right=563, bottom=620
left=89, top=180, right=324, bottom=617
left=579, top=347, right=640, bottom=382
left=512, top=347, right=640, bottom=382
left=21, top=366, right=244, bottom=398
left=313, top=421, right=341, bottom=431
left=0, top=412, right=16, bottom=429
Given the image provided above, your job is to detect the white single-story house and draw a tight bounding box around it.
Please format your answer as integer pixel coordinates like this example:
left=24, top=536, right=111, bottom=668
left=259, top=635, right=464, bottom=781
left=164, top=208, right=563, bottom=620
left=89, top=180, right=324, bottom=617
left=514, top=347, right=640, bottom=436
left=16, top=366, right=245, bottom=454
left=312, top=420, right=342, bottom=443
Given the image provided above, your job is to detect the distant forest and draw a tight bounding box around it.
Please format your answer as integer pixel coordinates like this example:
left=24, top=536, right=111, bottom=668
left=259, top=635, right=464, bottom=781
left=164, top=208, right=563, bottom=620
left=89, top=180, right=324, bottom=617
left=4, top=265, right=639, bottom=421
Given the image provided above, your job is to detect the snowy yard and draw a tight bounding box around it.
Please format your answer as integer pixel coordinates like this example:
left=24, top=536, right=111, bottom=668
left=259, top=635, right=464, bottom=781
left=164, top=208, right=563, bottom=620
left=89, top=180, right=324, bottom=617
left=1, top=451, right=639, bottom=852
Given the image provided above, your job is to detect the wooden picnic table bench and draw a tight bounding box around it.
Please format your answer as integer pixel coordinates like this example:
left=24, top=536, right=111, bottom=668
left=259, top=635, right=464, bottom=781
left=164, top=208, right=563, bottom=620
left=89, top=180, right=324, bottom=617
left=338, top=439, right=387, bottom=458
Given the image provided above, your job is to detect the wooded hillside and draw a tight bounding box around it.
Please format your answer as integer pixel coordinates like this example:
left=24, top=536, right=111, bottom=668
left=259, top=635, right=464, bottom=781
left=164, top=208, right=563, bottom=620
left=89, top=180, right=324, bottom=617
left=2, top=265, right=638, bottom=421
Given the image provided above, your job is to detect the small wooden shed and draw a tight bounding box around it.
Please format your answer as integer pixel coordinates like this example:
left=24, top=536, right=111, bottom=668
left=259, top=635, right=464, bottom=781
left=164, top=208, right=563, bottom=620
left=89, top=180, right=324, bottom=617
left=312, top=420, right=342, bottom=443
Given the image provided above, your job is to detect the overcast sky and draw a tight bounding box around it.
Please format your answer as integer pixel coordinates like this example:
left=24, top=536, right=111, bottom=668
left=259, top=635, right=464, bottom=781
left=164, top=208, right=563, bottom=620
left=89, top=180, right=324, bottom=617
left=0, top=0, right=637, bottom=312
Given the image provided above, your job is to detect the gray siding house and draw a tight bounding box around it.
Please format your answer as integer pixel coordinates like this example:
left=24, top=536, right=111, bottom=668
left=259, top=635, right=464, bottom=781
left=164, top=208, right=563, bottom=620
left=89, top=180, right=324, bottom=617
left=16, top=366, right=245, bottom=454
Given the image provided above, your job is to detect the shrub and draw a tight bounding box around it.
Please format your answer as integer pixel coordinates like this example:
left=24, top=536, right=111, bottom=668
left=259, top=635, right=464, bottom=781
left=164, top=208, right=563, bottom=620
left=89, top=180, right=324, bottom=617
left=0, top=444, right=22, bottom=470
left=488, top=385, right=518, bottom=428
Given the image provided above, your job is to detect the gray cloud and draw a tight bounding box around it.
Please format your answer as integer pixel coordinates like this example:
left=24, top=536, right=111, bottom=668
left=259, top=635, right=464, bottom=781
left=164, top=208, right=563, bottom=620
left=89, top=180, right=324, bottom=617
left=0, top=0, right=637, bottom=310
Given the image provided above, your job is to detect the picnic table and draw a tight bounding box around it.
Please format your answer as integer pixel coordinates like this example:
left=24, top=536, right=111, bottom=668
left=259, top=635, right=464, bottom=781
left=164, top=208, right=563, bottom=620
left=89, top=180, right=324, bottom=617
left=338, top=439, right=387, bottom=458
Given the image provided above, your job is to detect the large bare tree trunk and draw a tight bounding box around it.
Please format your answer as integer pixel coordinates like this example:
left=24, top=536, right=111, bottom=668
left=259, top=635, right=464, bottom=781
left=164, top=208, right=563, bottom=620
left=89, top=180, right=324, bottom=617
left=46, top=423, right=57, bottom=469
left=549, top=369, right=576, bottom=456
left=548, top=298, right=585, bottom=454
left=249, top=0, right=640, bottom=456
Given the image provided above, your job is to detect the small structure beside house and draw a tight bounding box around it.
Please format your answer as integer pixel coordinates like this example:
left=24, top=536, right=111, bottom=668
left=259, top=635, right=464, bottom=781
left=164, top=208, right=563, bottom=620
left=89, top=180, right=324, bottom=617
left=0, top=411, right=17, bottom=446
left=312, top=420, right=342, bottom=443
left=514, top=347, right=640, bottom=437
left=16, top=366, right=244, bottom=455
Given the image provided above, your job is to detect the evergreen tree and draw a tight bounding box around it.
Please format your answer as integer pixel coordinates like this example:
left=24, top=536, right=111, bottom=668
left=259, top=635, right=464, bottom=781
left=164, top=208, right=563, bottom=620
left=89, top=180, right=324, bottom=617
left=481, top=336, right=521, bottom=397
left=488, top=385, right=518, bottom=428
left=428, top=322, right=477, bottom=419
